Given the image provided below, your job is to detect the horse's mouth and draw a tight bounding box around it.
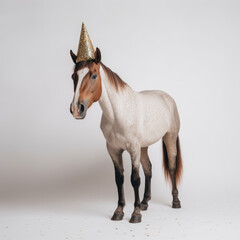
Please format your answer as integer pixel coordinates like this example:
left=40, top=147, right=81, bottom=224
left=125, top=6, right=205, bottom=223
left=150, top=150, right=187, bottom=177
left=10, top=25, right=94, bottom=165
left=74, top=113, right=86, bottom=120
left=73, top=109, right=87, bottom=119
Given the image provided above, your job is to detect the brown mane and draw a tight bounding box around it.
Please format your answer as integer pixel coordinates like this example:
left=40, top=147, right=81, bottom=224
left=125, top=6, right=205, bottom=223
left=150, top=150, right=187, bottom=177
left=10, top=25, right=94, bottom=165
left=101, top=63, right=127, bottom=91
left=73, top=61, right=127, bottom=92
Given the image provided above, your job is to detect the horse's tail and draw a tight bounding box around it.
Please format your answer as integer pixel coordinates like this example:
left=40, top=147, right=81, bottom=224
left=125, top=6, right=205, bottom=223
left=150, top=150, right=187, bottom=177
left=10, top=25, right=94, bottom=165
left=162, top=136, right=183, bottom=185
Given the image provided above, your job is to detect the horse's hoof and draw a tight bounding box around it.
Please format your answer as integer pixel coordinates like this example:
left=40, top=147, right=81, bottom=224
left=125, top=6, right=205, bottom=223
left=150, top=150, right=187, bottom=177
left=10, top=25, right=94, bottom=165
left=129, top=214, right=142, bottom=223
left=172, top=201, right=181, bottom=208
left=140, top=203, right=148, bottom=211
left=111, top=213, right=124, bottom=221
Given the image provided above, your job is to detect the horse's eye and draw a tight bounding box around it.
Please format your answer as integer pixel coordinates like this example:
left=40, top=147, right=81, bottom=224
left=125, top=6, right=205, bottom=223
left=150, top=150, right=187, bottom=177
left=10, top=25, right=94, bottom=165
left=91, top=74, right=97, bottom=80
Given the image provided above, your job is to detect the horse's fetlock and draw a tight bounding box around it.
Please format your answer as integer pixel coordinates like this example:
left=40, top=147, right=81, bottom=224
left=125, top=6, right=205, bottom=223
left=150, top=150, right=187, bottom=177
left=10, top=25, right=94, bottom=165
left=118, top=200, right=125, bottom=207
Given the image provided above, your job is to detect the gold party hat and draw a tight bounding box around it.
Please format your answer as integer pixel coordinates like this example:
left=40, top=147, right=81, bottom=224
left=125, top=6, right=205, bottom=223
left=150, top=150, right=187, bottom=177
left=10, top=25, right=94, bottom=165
left=76, top=23, right=95, bottom=63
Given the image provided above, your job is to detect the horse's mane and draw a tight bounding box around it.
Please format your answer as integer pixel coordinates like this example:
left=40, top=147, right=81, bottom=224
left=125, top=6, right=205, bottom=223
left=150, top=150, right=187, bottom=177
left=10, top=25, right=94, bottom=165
left=100, top=63, right=127, bottom=91
left=74, top=61, right=127, bottom=91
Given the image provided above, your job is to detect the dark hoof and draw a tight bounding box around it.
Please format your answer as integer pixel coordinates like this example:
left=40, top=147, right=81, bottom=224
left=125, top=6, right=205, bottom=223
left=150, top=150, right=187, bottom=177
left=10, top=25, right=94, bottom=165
left=111, top=213, right=124, bottom=221
left=129, top=214, right=142, bottom=223
left=140, top=203, right=148, bottom=211
left=172, top=201, right=181, bottom=208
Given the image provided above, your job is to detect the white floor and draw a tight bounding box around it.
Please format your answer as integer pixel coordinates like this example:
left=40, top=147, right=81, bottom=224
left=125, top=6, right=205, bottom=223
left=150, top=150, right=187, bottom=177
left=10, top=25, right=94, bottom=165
left=0, top=186, right=239, bottom=240
left=0, top=141, right=239, bottom=240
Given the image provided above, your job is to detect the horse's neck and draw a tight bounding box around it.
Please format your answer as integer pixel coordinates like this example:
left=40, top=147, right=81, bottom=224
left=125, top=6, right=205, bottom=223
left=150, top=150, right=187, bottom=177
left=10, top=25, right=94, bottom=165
left=98, top=65, right=134, bottom=122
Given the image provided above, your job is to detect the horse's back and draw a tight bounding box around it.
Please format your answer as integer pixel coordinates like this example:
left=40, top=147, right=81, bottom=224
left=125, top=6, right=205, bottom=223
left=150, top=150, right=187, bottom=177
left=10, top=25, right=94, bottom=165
left=136, top=90, right=180, bottom=147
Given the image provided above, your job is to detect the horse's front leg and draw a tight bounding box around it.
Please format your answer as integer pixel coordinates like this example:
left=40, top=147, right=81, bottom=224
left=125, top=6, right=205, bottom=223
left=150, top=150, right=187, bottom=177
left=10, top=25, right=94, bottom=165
left=140, top=147, right=152, bottom=211
left=107, top=142, right=125, bottom=221
left=129, top=147, right=142, bottom=223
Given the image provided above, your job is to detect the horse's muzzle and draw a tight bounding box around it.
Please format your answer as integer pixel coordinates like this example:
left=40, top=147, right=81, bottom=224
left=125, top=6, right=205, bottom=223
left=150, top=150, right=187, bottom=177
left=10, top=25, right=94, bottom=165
left=70, top=101, right=89, bottom=119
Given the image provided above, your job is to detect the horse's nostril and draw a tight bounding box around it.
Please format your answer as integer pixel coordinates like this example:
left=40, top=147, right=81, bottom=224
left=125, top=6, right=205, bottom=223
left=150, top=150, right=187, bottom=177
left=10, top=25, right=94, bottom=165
left=80, top=104, right=85, bottom=114
left=76, top=102, right=86, bottom=116
left=70, top=104, right=73, bottom=114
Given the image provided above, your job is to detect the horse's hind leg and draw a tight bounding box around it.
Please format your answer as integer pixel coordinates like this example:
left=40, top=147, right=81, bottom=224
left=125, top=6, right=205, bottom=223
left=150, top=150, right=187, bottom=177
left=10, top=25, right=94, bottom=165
left=107, top=142, right=125, bottom=221
left=163, top=133, right=182, bottom=208
left=140, top=147, right=152, bottom=211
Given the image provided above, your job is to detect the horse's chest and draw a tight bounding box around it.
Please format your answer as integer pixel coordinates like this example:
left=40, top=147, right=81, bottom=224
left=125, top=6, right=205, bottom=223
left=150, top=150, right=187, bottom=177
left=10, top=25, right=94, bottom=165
left=100, top=119, right=135, bottom=150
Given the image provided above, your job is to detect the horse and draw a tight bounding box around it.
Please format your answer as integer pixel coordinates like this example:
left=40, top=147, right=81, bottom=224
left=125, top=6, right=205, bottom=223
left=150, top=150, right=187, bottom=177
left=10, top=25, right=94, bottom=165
left=69, top=47, right=183, bottom=223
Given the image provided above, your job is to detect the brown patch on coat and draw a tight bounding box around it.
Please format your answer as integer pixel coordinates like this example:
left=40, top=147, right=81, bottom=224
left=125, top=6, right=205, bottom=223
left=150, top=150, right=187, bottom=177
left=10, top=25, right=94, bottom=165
left=72, top=60, right=102, bottom=108
left=80, top=61, right=102, bottom=108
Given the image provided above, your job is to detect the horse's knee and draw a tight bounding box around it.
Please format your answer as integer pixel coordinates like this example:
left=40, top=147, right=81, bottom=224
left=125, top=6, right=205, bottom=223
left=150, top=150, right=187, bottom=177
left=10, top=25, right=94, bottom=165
left=131, top=169, right=140, bottom=188
left=131, top=176, right=140, bottom=188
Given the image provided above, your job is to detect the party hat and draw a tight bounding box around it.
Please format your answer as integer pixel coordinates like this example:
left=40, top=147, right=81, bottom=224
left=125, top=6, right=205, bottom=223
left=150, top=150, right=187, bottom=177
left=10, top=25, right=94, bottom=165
left=76, top=23, right=95, bottom=63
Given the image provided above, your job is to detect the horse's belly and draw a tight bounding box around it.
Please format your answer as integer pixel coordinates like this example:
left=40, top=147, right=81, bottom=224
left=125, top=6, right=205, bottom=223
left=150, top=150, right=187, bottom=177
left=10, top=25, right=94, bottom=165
left=102, top=119, right=167, bottom=149
left=137, top=91, right=172, bottom=147
left=140, top=120, right=169, bottom=147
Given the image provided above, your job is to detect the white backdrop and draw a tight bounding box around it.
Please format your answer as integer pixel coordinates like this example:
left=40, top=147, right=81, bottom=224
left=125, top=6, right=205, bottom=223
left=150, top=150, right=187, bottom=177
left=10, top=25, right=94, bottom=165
left=0, top=0, right=240, bottom=239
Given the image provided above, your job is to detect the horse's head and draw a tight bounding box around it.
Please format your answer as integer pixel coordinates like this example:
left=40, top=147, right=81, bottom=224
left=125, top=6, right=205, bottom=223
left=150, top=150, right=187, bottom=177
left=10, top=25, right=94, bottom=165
left=70, top=48, right=102, bottom=119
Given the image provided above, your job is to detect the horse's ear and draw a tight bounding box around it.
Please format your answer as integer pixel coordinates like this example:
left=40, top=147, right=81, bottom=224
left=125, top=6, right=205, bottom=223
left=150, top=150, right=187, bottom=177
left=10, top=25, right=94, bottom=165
left=70, top=50, right=77, bottom=64
left=94, top=47, right=101, bottom=64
